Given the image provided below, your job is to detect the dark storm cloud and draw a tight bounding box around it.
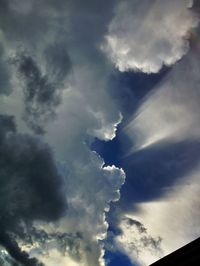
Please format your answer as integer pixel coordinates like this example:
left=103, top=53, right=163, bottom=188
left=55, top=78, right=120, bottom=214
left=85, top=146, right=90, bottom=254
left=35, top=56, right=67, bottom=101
left=14, top=53, right=71, bottom=134
left=0, top=0, right=72, bottom=133
left=0, top=114, right=67, bottom=224
left=0, top=232, right=43, bottom=266
left=44, top=43, right=71, bottom=84
left=0, top=114, right=67, bottom=264
left=0, top=0, right=117, bottom=135
left=0, top=1, right=125, bottom=265
left=0, top=44, right=12, bottom=96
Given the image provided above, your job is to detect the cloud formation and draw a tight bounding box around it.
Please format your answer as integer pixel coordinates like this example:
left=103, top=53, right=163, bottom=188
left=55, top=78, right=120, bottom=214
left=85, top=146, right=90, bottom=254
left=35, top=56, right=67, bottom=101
left=117, top=18, right=200, bottom=266
left=128, top=163, right=200, bottom=262
left=0, top=0, right=72, bottom=133
left=0, top=231, right=44, bottom=266
left=14, top=52, right=71, bottom=134
left=114, top=216, right=163, bottom=266
left=103, top=2, right=200, bottom=265
left=103, top=0, right=198, bottom=73
left=2, top=0, right=199, bottom=265
left=124, top=51, right=200, bottom=151
left=0, top=114, right=67, bottom=265
left=0, top=1, right=125, bottom=265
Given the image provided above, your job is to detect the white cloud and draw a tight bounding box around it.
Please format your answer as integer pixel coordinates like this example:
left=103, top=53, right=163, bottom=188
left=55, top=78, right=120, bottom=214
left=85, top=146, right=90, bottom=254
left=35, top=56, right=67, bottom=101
left=103, top=0, right=198, bottom=73
left=2, top=56, right=125, bottom=266
left=117, top=22, right=200, bottom=263
left=115, top=216, right=163, bottom=266
left=115, top=161, right=200, bottom=265
left=118, top=164, right=200, bottom=266
left=124, top=51, right=200, bottom=152
left=39, top=249, right=84, bottom=266
left=118, top=51, right=200, bottom=264
left=2, top=1, right=199, bottom=265
left=42, top=64, right=125, bottom=266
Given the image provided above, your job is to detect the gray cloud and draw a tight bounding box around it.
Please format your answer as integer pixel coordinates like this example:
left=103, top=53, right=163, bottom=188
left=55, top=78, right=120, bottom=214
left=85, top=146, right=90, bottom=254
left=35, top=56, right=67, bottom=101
left=2, top=0, right=199, bottom=265
left=43, top=43, right=71, bottom=85
left=0, top=45, right=12, bottom=96
left=0, top=232, right=43, bottom=266
left=0, top=114, right=67, bottom=264
left=0, top=0, right=72, bottom=133
left=0, top=248, right=18, bottom=266
left=14, top=52, right=71, bottom=134
left=0, top=1, right=125, bottom=265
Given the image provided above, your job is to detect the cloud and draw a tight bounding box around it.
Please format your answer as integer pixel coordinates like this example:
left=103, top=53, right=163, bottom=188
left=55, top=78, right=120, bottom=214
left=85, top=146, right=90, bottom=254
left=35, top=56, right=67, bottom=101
left=0, top=44, right=12, bottom=96
left=23, top=62, right=125, bottom=265
left=0, top=115, right=67, bottom=224
left=0, top=0, right=72, bottom=134
left=13, top=52, right=71, bottom=134
left=113, top=216, right=163, bottom=266
left=0, top=232, right=44, bottom=266
left=0, top=248, right=19, bottom=266
left=124, top=50, right=200, bottom=152
left=1, top=0, right=199, bottom=265
left=103, top=0, right=198, bottom=73
left=0, top=1, right=125, bottom=265
left=0, top=114, right=67, bottom=265
left=117, top=43, right=200, bottom=266
left=127, top=163, right=200, bottom=263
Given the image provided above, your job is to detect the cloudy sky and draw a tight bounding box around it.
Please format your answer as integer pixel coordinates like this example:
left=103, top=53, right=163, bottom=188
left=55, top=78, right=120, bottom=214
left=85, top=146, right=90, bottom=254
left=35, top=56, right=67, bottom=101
left=0, top=0, right=199, bottom=265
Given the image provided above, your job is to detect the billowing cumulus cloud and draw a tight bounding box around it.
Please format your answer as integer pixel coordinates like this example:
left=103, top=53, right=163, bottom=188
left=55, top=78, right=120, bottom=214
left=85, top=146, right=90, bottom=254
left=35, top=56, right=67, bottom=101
left=0, top=1, right=125, bottom=265
left=119, top=25, right=200, bottom=266
left=103, top=0, right=198, bottom=73
left=2, top=0, right=199, bottom=265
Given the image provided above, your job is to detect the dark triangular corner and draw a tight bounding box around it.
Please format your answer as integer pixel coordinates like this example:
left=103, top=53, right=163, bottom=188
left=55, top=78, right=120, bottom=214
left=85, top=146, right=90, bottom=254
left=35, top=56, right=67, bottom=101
left=150, top=237, right=200, bottom=266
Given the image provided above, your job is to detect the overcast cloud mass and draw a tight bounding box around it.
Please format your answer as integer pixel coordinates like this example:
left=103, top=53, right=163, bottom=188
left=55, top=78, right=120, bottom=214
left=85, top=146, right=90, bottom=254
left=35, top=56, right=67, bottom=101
left=0, top=0, right=200, bottom=266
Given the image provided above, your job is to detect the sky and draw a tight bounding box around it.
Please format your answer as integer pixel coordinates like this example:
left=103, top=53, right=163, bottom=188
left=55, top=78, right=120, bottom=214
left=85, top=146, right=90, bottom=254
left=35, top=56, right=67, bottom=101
left=0, top=0, right=199, bottom=266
